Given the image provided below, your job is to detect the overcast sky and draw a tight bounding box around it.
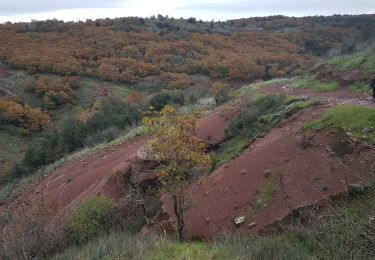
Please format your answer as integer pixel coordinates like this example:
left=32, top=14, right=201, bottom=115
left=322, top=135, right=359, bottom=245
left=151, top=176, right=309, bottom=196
left=0, top=0, right=374, bottom=23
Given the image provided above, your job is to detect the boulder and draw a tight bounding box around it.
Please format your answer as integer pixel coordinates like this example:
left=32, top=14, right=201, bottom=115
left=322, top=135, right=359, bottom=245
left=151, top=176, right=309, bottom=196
left=112, top=162, right=132, bottom=178
left=136, top=145, right=155, bottom=161
left=340, top=69, right=363, bottom=86
left=140, top=195, right=177, bottom=238
left=133, top=171, right=157, bottom=188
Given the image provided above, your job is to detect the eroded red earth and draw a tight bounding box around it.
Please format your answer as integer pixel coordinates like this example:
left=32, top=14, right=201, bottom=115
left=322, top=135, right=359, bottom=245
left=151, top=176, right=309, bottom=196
left=1, top=84, right=375, bottom=240
left=153, top=105, right=374, bottom=239
left=0, top=106, right=236, bottom=223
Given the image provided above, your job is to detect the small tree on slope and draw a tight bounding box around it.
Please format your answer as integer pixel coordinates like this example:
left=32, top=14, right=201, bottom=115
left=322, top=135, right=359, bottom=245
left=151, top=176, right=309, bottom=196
left=143, top=105, right=211, bottom=241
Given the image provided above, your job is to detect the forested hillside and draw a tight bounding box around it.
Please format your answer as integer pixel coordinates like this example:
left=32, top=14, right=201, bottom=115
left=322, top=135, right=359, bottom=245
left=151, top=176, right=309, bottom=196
left=1, top=14, right=375, bottom=259
left=0, top=15, right=374, bottom=84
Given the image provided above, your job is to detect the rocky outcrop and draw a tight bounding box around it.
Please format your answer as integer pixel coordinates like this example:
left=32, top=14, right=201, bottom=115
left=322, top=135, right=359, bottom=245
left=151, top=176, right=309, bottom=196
left=136, top=144, right=155, bottom=161
left=140, top=195, right=177, bottom=238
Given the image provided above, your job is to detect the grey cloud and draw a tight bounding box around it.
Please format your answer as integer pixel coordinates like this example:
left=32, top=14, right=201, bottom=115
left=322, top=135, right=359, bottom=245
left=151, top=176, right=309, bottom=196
left=179, top=0, right=375, bottom=15
left=0, top=0, right=126, bottom=15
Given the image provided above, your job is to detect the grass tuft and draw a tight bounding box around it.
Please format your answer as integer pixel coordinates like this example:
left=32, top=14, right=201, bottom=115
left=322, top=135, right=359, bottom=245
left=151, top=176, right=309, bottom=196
left=303, top=105, right=375, bottom=144
left=327, top=51, right=375, bottom=72
left=291, top=77, right=339, bottom=92
left=238, top=78, right=295, bottom=96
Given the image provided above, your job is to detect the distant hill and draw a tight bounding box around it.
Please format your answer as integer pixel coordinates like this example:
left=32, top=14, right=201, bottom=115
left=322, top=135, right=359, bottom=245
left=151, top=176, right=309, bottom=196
left=0, top=15, right=374, bottom=85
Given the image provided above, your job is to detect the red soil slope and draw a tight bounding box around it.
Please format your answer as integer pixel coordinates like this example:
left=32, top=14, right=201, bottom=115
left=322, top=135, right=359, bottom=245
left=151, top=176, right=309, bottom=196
left=0, top=107, right=236, bottom=222
left=147, top=105, right=374, bottom=239
left=0, top=138, right=146, bottom=220
left=2, top=83, right=375, bottom=240
left=196, top=106, right=239, bottom=146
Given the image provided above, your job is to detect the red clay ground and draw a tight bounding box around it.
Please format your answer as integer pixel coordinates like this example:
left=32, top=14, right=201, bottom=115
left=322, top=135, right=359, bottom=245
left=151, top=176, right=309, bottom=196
left=1, top=84, right=375, bottom=240
left=0, top=107, right=236, bottom=224
left=0, top=138, right=146, bottom=221
left=196, top=106, right=239, bottom=146
left=143, top=86, right=375, bottom=239
left=147, top=104, right=375, bottom=239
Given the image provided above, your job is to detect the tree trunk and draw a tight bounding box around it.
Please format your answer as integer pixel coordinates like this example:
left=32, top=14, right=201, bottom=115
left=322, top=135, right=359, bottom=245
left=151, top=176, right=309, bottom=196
left=172, top=192, right=184, bottom=242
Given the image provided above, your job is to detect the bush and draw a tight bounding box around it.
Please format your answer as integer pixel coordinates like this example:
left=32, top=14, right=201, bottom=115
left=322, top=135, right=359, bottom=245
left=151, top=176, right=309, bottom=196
left=149, top=91, right=184, bottom=111
left=0, top=99, right=52, bottom=134
left=211, top=82, right=231, bottom=104
left=8, top=98, right=141, bottom=180
left=0, top=197, right=58, bottom=259
left=87, top=98, right=141, bottom=130
left=59, top=118, right=88, bottom=151
left=24, top=131, right=66, bottom=169
left=26, top=76, right=81, bottom=109
left=68, top=195, right=114, bottom=245
left=227, top=94, right=286, bottom=138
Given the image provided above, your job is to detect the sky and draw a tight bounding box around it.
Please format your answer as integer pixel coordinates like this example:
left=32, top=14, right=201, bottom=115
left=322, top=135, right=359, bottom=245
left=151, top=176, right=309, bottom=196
left=0, top=0, right=374, bottom=23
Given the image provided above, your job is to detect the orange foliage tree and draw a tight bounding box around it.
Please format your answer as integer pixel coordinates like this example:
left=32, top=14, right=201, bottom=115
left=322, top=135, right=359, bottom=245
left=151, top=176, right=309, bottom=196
left=0, top=100, right=52, bottom=134
left=26, top=76, right=80, bottom=109
left=143, top=106, right=212, bottom=241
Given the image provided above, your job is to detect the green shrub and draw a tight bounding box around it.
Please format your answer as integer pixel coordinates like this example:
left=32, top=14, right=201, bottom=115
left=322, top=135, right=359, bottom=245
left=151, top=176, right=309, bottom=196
left=87, top=98, right=141, bottom=130
left=24, top=131, right=66, bottom=169
left=83, top=127, right=121, bottom=147
left=8, top=98, right=140, bottom=181
left=213, top=137, right=248, bottom=166
left=149, top=90, right=184, bottom=111
left=68, top=195, right=114, bottom=245
left=226, top=94, right=286, bottom=138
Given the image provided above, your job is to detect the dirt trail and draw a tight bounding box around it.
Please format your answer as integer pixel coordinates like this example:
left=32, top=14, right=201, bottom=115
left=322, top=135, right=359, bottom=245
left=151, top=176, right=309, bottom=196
left=264, top=84, right=375, bottom=108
